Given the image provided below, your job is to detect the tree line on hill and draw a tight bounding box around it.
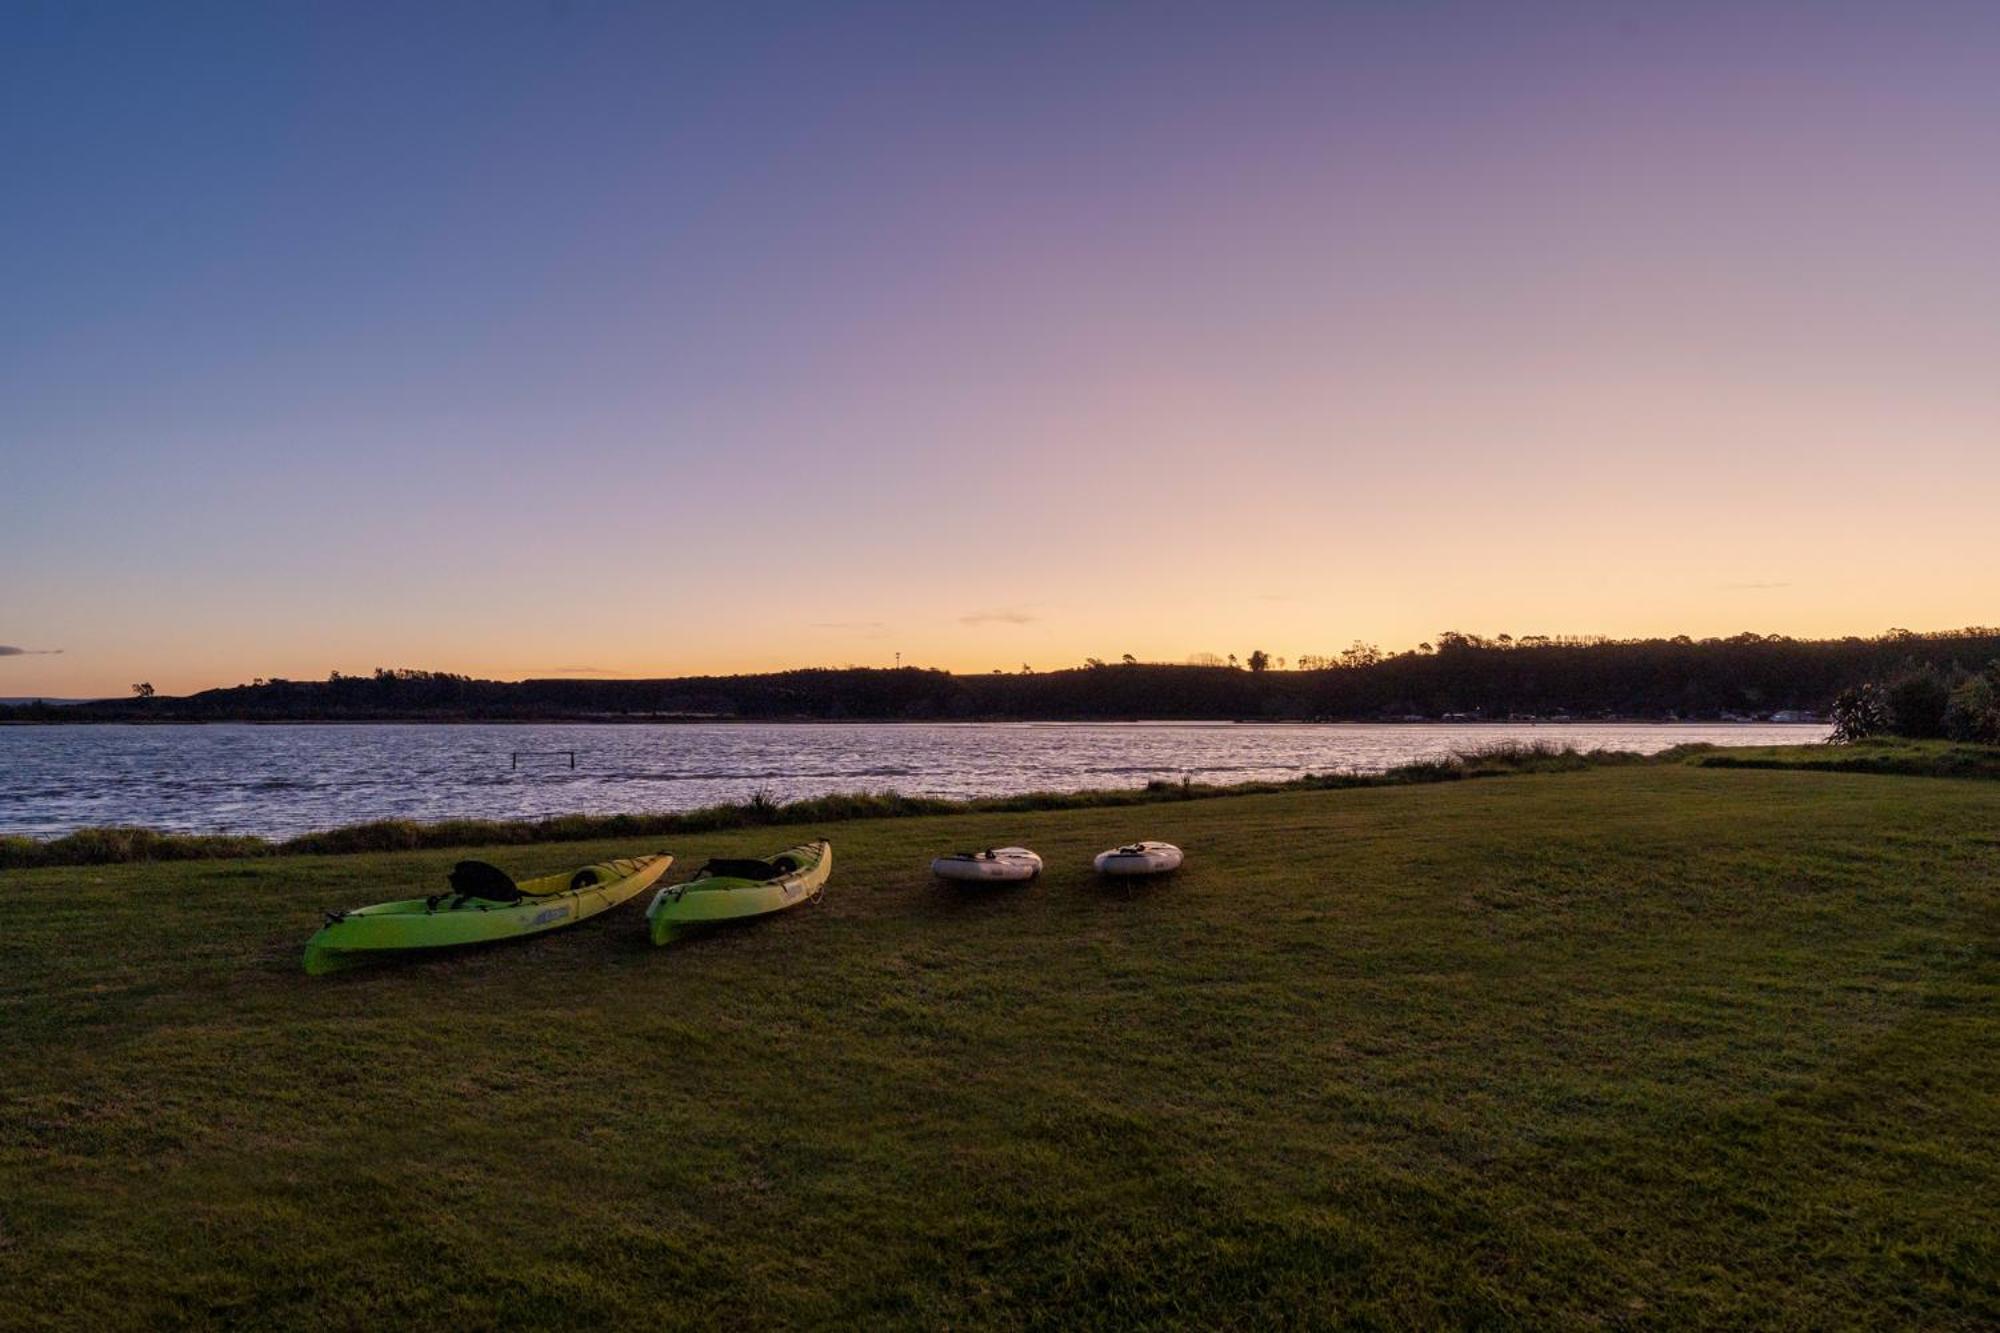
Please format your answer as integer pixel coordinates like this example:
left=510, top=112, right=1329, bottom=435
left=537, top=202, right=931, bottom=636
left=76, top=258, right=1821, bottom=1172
left=7, top=627, right=1999, bottom=724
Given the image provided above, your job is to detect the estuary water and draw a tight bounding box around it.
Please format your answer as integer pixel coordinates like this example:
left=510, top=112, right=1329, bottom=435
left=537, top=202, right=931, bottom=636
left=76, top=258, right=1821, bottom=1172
left=0, top=721, right=1825, bottom=840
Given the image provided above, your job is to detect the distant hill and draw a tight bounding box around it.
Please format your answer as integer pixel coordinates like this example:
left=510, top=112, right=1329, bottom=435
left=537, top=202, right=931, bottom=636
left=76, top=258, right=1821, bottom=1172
left=8, top=628, right=1998, bottom=723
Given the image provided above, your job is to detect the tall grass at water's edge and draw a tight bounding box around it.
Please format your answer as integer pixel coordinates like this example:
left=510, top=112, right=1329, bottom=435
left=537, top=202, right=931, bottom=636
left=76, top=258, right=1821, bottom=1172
left=0, top=741, right=1657, bottom=871
left=1688, top=734, right=2000, bottom=780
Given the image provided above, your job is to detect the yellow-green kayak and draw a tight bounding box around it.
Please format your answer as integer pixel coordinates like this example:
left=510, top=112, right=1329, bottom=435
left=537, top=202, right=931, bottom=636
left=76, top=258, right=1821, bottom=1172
left=303, top=853, right=672, bottom=975
left=646, top=840, right=830, bottom=945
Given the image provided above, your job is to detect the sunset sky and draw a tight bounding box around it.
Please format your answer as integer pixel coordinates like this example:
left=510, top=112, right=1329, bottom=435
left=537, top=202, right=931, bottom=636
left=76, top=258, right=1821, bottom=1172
left=5, top=2, right=1998, bottom=697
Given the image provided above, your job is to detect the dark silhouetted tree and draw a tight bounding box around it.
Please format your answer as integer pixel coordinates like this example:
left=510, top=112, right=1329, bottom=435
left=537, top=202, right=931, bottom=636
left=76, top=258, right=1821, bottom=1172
left=1883, top=663, right=1952, bottom=738
left=1829, top=684, right=1888, bottom=742
left=1944, top=670, right=2000, bottom=742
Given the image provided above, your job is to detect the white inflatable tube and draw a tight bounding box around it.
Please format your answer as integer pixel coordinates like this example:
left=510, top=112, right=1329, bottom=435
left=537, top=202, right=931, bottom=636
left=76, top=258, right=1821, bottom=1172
left=931, top=847, right=1043, bottom=883
left=1093, top=841, right=1183, bottom=876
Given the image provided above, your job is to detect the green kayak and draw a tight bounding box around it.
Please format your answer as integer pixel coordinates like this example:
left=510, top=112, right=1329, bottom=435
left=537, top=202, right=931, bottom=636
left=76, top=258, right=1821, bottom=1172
left=646, top=840, right=830, bottom=945
left=303, top=853, right=673, bottom=975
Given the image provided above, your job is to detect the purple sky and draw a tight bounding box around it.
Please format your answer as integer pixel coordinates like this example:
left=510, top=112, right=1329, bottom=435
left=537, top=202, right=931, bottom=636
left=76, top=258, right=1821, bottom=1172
left=4, top=2, right=1997, bottom=694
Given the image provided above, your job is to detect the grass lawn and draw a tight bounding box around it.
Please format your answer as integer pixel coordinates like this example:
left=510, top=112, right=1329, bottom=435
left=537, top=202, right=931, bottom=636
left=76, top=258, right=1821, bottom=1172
left=2, top=765, right=1996, bottom=1329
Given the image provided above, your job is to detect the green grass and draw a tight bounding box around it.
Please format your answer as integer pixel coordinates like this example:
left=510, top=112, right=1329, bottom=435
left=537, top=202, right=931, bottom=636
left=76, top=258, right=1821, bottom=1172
left=2, top=765, right=1996, bottom=1328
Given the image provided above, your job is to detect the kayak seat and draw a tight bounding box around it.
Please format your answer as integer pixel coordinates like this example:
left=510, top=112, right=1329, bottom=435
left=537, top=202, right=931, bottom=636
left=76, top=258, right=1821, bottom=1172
left=698, top=858, right=783, bottom=882
left=569, top=867, right=602, bottom=891
left=447, top=860, right=525, bottom=903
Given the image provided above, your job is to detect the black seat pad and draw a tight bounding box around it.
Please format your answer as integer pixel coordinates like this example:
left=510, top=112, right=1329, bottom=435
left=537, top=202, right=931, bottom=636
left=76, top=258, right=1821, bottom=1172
left=699, top=858, right=783, bottom=882
left=448, top=860, right=524, bottom=902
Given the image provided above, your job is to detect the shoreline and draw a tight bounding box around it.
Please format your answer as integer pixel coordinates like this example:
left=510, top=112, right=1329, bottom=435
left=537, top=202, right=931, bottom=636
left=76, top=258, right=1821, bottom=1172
left=1, top=740, right=1662, bottom=868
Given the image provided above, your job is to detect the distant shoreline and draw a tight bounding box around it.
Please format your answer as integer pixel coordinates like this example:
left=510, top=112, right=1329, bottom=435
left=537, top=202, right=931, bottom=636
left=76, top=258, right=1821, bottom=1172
left=13, top=631, right=1990, bottom=726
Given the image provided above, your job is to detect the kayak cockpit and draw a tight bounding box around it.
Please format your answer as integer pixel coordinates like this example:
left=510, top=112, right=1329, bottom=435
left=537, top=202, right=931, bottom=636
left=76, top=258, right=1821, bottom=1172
left=695, top=858, right=788, bottom=882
